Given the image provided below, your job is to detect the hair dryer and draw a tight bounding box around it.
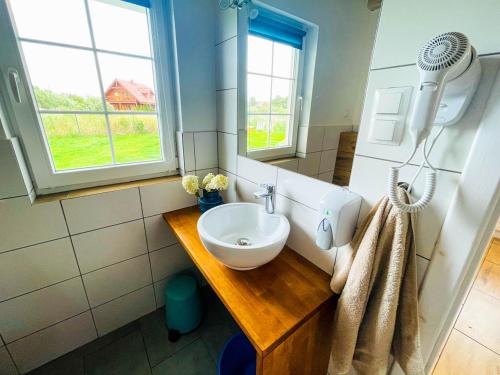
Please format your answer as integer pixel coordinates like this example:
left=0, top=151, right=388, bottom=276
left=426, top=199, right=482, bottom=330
left=389, top=32, right=480, bottom=213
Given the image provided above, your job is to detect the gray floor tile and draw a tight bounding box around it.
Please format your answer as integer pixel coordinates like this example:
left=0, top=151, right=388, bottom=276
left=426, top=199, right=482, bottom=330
left=28, top=350, right=84, bottom=375
left=152, top=340, right=215, bottom=375
left=79, top=320, right=140, bottom=356
left=139, top=308, right=200, bottom=367
left=199, top=290, right=240, bottom=362
left=84, top=330, right=151, bottom=375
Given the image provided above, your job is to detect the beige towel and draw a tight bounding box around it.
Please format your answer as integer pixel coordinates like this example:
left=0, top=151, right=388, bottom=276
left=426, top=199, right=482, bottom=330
left=329, top=188, right=424, bottom=375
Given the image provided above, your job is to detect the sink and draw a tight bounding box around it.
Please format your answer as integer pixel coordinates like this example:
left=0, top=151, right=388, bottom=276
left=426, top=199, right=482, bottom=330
left=197, top=203, right=290, bottom=270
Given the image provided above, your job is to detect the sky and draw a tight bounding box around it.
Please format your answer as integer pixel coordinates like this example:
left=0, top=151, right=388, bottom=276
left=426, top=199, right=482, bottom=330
left=9, top=1, right=295, bottom=103
left=10, top=0, right=154, bottom=97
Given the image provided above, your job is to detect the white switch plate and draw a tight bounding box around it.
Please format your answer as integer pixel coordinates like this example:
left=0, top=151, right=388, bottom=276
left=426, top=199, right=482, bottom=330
left=375, top=91, right=402, bottom=114
left=368, top=86, right=412, bottom=146
left=371, top=119, right=396, bottom=141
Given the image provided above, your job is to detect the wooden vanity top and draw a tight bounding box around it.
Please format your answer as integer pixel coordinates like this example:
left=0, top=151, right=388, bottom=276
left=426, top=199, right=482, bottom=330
left=163, top=206, right=335, bottom=356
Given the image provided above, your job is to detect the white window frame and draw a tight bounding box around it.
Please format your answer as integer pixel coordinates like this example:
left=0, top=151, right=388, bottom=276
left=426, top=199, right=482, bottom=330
left=240, top=12, right=307, bottom=161
left=245, top=36, right=304, bottom=161
left=0, top=0, right=177, bottom=194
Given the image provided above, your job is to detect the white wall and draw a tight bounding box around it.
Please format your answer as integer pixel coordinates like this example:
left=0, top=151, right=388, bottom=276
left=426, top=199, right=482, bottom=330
left=259, top=0, right=379, bottom=128
left=0, top=1, right=218, bottom=373
left=171, top=0, right=216, bottom=133
left=351, top=0, right=500, bottom=372
left=214, top=0, right=378, bottom=183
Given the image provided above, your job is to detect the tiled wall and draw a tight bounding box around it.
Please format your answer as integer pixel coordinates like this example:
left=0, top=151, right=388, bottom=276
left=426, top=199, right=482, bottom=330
left=290, top=125, right=352, bottom=183
left=351, top=1, right=500, bottom=373
left=213, top=1, right=379, bottom=276
left=220, top=156, right=430, bottom=286
left=0, top=181, right=198, bottom=374
left=214, top=5, right=238, bottom=176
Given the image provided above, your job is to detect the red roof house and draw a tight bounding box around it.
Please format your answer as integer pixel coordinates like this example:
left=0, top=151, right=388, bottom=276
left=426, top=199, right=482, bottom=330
left=105, top=79, right=156, bottom=110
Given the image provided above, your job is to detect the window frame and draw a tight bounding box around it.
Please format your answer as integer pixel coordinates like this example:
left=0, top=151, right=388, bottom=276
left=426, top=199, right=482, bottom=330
left=0, top=0, right=177, bottom=194
left=244, top=23, right=306, bottom=161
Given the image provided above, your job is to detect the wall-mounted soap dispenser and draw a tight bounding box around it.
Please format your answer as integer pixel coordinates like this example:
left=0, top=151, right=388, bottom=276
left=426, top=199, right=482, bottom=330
left=316, top=188, right=362, bottom=250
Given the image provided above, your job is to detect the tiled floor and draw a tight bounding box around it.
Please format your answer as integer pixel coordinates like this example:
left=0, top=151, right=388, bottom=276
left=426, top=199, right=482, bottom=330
left=26, top=287, right=240, bottom=375
left=433, top=238, right=500, bottom=374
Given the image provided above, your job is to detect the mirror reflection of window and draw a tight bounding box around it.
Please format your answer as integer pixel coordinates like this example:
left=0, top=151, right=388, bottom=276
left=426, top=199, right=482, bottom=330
left=247, top=35, right=297, bottom=152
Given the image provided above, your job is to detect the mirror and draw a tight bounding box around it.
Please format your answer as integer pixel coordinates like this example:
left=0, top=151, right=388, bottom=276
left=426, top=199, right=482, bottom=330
left=237, top=0, right=380, bottom=186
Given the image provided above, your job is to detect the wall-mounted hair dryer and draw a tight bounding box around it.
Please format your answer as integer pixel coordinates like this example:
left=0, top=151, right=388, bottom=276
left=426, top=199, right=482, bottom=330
left=389, top=32, right=481, bottom=212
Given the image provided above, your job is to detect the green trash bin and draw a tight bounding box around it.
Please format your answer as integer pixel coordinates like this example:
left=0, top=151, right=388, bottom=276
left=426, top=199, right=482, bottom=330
left=164, top=274, right=202, bottom=342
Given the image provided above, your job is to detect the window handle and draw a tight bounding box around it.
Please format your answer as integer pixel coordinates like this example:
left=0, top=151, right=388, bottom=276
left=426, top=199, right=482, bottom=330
left=8, top=68, right=22, bottom=104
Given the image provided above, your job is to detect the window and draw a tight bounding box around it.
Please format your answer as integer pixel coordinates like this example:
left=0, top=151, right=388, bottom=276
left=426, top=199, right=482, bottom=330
left=247, top=36, right=297, bottom=151
left=245, top=7, right=306, bottom=160
left=1, top=0, right=176, bottom=192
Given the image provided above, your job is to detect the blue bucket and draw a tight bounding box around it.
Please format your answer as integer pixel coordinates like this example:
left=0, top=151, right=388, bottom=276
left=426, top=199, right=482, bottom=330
left=217, top=332, right=256, bottom=375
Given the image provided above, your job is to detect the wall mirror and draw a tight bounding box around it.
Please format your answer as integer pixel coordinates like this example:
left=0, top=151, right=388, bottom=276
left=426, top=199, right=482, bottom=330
left=235, top=0, right=380, bottom=186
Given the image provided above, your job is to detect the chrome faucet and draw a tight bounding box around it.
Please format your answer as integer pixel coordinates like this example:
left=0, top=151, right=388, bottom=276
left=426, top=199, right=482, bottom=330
left=253, top=183, right=276, bottom=214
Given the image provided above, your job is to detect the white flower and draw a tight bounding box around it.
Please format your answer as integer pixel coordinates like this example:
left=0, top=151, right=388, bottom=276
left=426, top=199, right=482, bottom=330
left=182, top=175, right=199, bottom=195
left=206, top=174, right=229, bottom=191
left=201, top=173, right=215, bottom=191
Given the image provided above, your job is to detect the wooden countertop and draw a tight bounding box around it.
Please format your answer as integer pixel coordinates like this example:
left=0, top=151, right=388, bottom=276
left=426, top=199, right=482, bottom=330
left=164, top=206, right=335, bottom=356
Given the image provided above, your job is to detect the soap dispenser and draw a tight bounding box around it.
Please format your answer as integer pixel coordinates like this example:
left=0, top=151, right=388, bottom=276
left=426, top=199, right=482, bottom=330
left=315, top=187, right=362, bottom=250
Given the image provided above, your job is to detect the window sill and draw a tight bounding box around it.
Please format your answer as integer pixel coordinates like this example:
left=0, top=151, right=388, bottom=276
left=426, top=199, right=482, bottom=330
left=265, top=156, right=301, bottom=165
left=34, top=175, right=181, bottom=204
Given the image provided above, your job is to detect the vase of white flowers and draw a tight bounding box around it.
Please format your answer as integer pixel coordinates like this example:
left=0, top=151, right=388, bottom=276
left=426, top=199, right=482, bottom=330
left=181, top=173, right=229, bottom=212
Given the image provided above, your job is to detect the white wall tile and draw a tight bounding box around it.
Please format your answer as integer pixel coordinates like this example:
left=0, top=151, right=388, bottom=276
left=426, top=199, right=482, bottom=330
left=177, top=131, right=196, bottom=173
left=357, top=59, right=498, bottom=173
left=144, top=215, right=178, bottom=252
left=171, top=0, right=216, bottom=133
left=139, top=180, right=197, bottom=217
left=317, top=171, right=334, bottom=183
left=8, top=311, right=96, bottom=374
left=150, top=244, right=193, bottom=282
left=371, top=0, right=500, bottom=70
left=83, top=255, right=152, bottom=307
left=216, top=89, right=238, bottom=134
left=319, top=149, right=338, bottom=173
left=92, top=286, right=155, bottom=336
left=62, top=189, right=142, bottom=235
left=275, top=195, right=336, bottom=274
left=298, top=152, right=321, bottom=176
left=153, top=277, right=170, bottom=308
left=277, top=168, right=341, bottom=210
left=0, top=278, right=88, bottom=343
left=219, top=171, right=238, bottom=203
left=322, top=127, right=341, bottom=150
left=269, top=158, right=299, bottom=172
left=349, top=155, right=460, bottom=258
left=0, top=140, right=28, bottom=200
left=0, top=347, right=17, bottom=375
left=0, top=238, right=79, bottom=302
left=0, top=197, right=67, bottom=253
left=194, top=132, right=218, bottom=170
left=72, top=220, right=147, bottom=274
left=306, top=126, right=325, bottom=153
left=237, top=156, right=278, bottom=186
left=217, top=132, right=237, bottom=173
left=215, top=38, right=237, bottom=90
left=215, top=5, right=236, bottom=44
left=235, top=177, right=258, bottom=203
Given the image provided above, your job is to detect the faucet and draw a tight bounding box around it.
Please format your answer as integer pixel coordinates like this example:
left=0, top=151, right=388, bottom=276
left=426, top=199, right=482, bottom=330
left=253, top=183, right=276, bottom=214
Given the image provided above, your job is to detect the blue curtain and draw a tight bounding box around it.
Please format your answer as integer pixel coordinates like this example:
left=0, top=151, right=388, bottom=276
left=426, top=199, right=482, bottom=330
left=122, top=0, right=151, bottom=8
left=248, top=7, right=306, bottom=50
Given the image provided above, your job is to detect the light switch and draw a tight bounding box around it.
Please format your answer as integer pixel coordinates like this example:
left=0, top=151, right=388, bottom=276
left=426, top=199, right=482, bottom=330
left=375, top=91, right=402, bottom=114
left=371, top=120, right=396, bottom=141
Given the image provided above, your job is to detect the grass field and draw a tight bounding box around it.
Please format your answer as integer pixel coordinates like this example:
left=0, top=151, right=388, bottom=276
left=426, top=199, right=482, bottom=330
left=47, top=134, right=161, bottom=170
left=247, top=116, right=289, bottom=150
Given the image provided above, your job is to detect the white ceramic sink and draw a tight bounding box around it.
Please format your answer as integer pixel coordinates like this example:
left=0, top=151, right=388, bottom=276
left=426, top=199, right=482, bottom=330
left=197, top=203, right=290, bottom=270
